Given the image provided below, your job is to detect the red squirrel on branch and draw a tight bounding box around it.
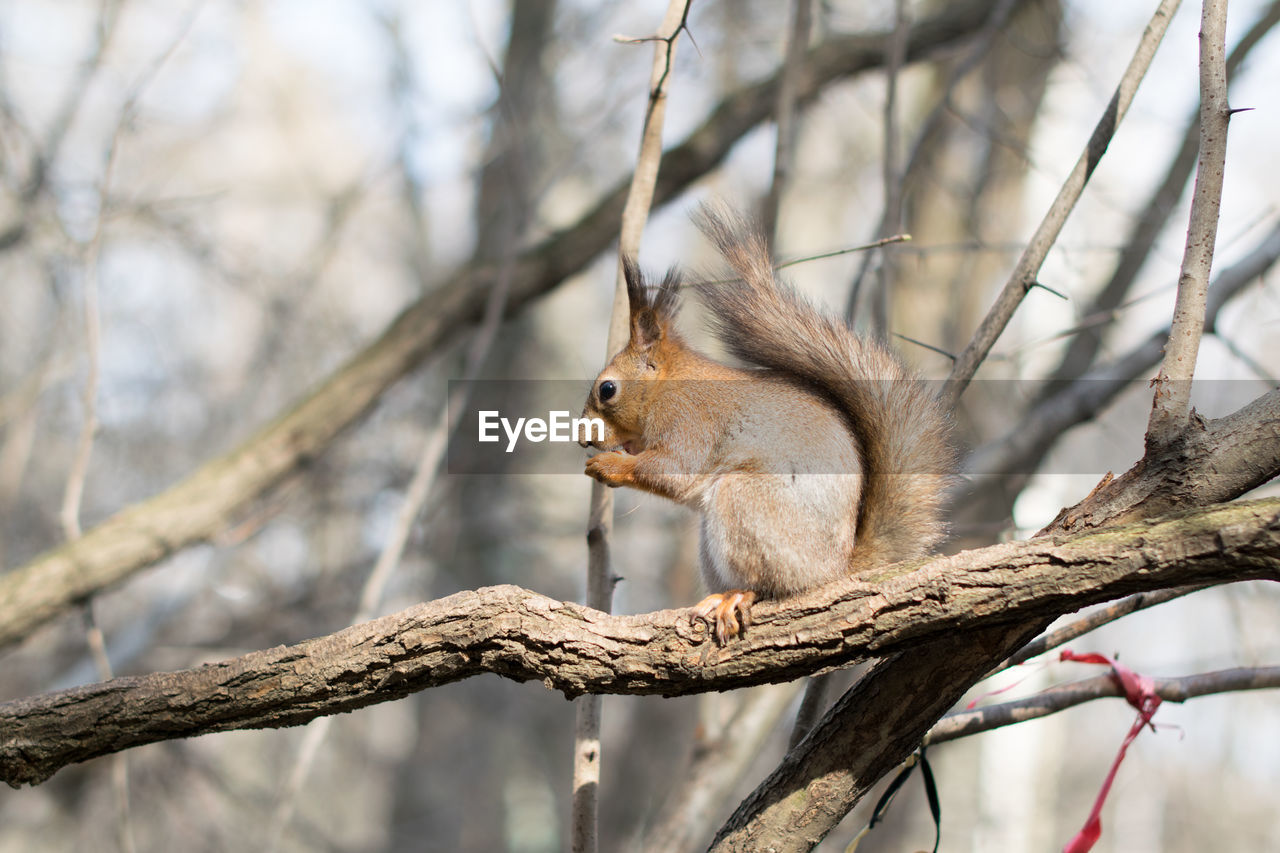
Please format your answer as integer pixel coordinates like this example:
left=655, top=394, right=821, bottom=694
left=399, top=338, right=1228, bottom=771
left=581, top=206, right=952, bottom=643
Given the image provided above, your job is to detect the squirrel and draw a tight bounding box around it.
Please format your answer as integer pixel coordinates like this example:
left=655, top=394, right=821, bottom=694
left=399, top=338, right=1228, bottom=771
left=581, top=206, right=952, bottom=643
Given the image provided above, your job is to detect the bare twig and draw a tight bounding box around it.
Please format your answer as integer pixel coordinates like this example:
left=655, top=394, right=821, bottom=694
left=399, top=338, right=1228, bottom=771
left=576, top=5, right=692, bottom=851
left=20, top=0, right=125, bottom=209
left=847, top=0, right=910, bottom=331
left=873, top=0, right=910, bottom=334
left=941, top=0, right=1182, bottom=409
left=1145, top=0, right=1231, bottom=451
left=999, top=585, right=1213, bottom=671
left=926, top=665, right=1280, bottom=745
left=58, top=226, right=103, bottom=543
left=1046, top=0, right=1280, bottom=387
left=55, top=13, right=200, bottom=850
left=60, top=0, right=204, bottom=537
left=963, top=219, right=1280, bottom=482
left=773, top=234, right=912, bottom=271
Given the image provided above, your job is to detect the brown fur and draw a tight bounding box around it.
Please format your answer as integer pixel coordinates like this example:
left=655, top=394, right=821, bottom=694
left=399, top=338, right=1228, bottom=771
left=582, top=207, right=952, bottom=609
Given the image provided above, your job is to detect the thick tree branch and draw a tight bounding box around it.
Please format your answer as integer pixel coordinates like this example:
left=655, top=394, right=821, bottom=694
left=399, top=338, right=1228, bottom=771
left=709, top=384, right=1279, bottom=850
left=0, top=0, right=1021, bottom=654
left=1046, top=388, right=1280, bottom=533
left=1, top=498, right=1278, bottom=789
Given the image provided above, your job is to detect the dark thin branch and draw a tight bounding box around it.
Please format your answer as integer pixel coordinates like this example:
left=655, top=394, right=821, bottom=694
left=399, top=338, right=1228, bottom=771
left=1000, top=584, right=1213, bottom=670
left=1045, top=0, right=1280, bottom=387
left=927, top=665, right=1280, bottom=745
left=964, top=220, right=1280, bottom=482
left=941, top=0, right=1181, bottom=409
left=760, top=0, right=812, bottom=242
left=846, top=0, right=1024, bottom=323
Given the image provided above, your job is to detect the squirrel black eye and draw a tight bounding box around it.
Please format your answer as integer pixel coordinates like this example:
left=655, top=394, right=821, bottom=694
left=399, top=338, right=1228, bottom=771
left=598, top=380, right=617, bottom=402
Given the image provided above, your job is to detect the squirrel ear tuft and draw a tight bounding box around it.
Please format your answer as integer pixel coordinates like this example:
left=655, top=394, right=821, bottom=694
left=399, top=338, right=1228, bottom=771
left=622, top=256, right=680, bottom=349
left=622, top=256, right=647, bottom=313
left=654, top=267, right=682, bottom=318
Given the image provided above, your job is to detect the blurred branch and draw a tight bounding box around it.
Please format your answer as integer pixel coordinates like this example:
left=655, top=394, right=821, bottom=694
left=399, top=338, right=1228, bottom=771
left=637, top=682, right=803, bottom=853
left=271, top=2, right=550, bottom=844
left=1046, top=0, right=1280, bottom=387
left=846, top=0, right=910, bottom=331
left=963, top=219, right=1280, bottom=482
left=59, top=0, right=201, bottom=541
left=0, top=0, right=1015, bottom=654
left=21, top=0, right=125, bottom=206
left=760, top=0, right=812, bottom=242
left=0, top=344, right=65, bottom=567
left=941, top=0, right=1181, bottom=409
left=1, top=497, right=1277, bottom=789
left=1145, top=0, right=1230, bottom=451
left=53, top=14, right=199, bottom=849
left=787, top=671, right=837, bottom=748
left=926, top=665, right=1280, bottom=745
left=845, top=0, right=1025, bottom=325
left=82, top=605, right=136, bottom=853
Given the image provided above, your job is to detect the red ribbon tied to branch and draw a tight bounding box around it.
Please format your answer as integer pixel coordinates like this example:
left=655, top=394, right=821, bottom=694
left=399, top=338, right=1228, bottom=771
left=1059, top=650, right=1163, bottom=853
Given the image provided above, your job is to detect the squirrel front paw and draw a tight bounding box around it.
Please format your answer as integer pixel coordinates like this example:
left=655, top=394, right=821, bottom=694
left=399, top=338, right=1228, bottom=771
left=584, top=451, right=637, bottom=487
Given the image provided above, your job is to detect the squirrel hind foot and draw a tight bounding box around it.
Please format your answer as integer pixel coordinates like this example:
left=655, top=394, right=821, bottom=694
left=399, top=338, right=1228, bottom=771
left=693, top=590, right=758, bottom=645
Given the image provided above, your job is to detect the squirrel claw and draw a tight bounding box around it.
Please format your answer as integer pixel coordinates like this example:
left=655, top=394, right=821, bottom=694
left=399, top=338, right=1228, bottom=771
left=584, top=450, right=634, bottom=487
left=693, top=590, right=757, bottom=645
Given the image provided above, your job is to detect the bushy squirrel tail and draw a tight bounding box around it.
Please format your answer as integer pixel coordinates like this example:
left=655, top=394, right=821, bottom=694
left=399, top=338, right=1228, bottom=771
left=694, top=205, right=953, bottom=572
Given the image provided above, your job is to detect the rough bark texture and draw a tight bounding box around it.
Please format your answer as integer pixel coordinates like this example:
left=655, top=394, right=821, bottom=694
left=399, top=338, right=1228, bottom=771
left=707, top=386, right=1280, bottom=850
left=710, top=625, right=1044, bottom=852
left=1047, top=389, right=1280, bottom=533
left=1, top=498, right=1277, bottom=789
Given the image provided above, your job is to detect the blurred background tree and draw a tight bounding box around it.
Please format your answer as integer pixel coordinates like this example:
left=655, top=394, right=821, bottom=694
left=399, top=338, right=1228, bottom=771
left=1, top=1, right=1278, bottom=851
